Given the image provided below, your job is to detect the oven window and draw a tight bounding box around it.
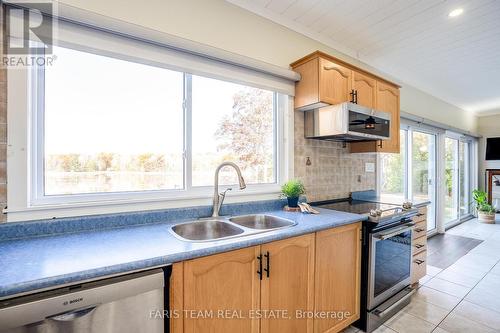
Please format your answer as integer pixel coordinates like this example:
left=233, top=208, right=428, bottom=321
left=374, top=230, right=412, bottom=297
left=348, top=111, right=390, bottom=137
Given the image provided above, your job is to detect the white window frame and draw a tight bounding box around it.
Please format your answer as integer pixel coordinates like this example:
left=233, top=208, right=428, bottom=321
left=377, top=121, right=478, bottom=235
left=443, top=132, right=475, bottom=229
left=7, top=54, right=292, bottom=222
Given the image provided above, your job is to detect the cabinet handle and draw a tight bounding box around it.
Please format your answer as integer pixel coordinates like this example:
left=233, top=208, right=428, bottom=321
left=257, top=254, right=263, bottom=280
left=415, top=244, right=425, bottom=248
left=415, top=228, right=425, bottom=232
left=354, top=90, right=358, bottom=104
left=350, top=89, right=356, bottom=103
left=416, top=213, right=425, bottom=217
left=414, top=259, right=425, bottom=265
left=378, top=141, right=383, bottom=148
left=264, top=251, right=270, bottom=278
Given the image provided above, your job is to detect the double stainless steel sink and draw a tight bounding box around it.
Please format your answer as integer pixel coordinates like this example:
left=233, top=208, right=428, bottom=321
left=170, top=214, right=297, bottom=242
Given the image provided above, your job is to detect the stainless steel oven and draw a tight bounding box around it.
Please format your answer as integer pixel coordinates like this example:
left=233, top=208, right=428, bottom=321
left=367, top=221, right=414, bottom=310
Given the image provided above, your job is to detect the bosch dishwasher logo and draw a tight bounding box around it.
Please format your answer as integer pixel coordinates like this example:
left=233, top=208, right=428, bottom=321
left=63, top=297, right=83, bottom=306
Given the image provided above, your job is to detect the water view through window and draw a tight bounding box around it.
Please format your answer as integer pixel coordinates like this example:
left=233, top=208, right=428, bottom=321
left=43, top=46, right=277, bottom=196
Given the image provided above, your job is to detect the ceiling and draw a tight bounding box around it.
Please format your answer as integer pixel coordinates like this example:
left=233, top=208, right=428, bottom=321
left=227, top=0, right=500, bottom=115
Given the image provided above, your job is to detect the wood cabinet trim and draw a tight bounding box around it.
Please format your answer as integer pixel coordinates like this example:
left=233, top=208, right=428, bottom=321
left=323, top=65, right=350, bottom=78
left=290, top=51, right=400, bottom=89
left=171, top=262, right=184, bottom=333
left=353, top=73, right=376, bottom=87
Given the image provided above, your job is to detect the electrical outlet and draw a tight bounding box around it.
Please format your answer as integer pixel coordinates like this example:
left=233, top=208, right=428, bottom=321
left=365, top=162, right=375, bottom=173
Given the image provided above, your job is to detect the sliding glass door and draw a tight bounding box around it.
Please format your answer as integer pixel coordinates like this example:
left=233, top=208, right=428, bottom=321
left=412, top=131, right=437, bottom=230
left=380, top=128, right=437, bottom=232
left=445, top=137, right=472, bottom=226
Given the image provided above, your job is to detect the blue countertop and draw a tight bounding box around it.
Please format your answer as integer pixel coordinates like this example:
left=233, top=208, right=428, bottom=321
left=0, top=204, right=365, bottom=300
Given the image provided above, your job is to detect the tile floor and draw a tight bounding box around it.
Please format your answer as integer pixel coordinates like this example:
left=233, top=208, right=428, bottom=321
left=346, top=217, right=500, bottom=333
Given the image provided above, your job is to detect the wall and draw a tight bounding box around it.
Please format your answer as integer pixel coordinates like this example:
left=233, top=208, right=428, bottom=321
left=478, top=114, right=500, bottom=190
left=294, top=112, right=376, bottom=201
left=0, top=6, right=7, bottom=222
left=55, top=0, right=477, bottom=133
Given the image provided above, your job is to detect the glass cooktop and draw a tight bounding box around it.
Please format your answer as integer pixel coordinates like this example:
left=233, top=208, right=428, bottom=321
left=313, top=200, right=402, bottom=217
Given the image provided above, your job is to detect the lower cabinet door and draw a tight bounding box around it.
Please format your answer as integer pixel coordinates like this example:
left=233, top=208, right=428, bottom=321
left=260, top=234, right=316, bottom=333
left=183, top=247, right=261, bottom=333
left=314, top=223, right=361, bottom=333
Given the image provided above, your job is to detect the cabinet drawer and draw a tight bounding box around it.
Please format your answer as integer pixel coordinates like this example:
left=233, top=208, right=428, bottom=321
left=417, top=206, right=428, bottom=215
left=413, top=236, right=427, bottom=255
left=412, top=221, right=427, bottom=239
left=411, top=250, right=427, bottom=284
left=412, top=212, right=427, bottom=223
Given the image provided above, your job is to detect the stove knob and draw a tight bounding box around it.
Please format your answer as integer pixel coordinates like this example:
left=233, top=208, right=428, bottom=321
left=402, top=201, right=413, bottom=210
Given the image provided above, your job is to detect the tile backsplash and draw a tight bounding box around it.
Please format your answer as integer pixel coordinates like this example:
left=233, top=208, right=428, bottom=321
left=294, top=111, right=376, bottom=202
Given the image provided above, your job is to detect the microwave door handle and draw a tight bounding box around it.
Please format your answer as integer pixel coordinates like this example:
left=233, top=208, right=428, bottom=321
left=376, top=224, right=414, bottom=240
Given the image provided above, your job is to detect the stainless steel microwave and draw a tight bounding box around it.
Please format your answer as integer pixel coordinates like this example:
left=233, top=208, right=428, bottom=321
left=304, top=102, right=391, bottom=141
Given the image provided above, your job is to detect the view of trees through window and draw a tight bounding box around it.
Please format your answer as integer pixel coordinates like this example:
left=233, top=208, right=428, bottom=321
left=192, top=76, right=275, bottom=186
left=380, top=130, right=406, bottom=201
left=380, top=129, right=437, bottom=231
left=43, top=47, right=276, bottom=196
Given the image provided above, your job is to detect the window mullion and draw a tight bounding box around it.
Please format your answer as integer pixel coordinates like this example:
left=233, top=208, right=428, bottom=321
left=184, top=73, right=193, bottom=191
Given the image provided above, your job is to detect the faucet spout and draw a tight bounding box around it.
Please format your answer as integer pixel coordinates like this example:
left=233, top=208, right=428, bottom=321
left=212, top=162, right=246, bottom=217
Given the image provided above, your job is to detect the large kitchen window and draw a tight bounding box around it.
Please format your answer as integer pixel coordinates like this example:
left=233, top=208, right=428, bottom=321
left=44, top=46, right=185, bottom=195
left=31, top=45, right=282, bottom=204
left=6, top=7, right=296, bottom=219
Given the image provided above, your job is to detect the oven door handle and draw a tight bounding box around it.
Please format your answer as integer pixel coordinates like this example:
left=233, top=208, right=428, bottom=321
left=375, top=223, right=415, bottom=240
left=373, top=288, right=415, bottom=317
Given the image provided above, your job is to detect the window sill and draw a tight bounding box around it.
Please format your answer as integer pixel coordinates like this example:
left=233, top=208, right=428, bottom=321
left=5, top=185, right=282, bottom=222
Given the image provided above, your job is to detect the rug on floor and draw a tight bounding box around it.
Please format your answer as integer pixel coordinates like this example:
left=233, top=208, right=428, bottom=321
left=426, top=234, right=483, bottom=269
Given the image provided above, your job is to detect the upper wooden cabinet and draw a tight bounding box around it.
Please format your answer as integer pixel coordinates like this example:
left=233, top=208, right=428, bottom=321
left=318, top=58, right=352, bottom=107
left=350, top=82, right=400, bottom=153
left=291, top=51, right=401, bottom=153
left=293, top=56, right=352, bottom=111
left=351, top=71, right=376, bottom=109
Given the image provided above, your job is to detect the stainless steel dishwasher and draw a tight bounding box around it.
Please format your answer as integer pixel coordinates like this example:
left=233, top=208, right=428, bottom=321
left=0, top=268, right=169, bottom=333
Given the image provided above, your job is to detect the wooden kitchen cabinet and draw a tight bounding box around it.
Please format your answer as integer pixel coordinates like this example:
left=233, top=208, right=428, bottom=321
left=260, top=234, right=315, bottom=333
left=314, top=223, right=361, bottom=333
left=182, top=246, right=261, bottom=333
left=351, top=71, right=376, bottom=108
left=293, top=56, right=352, bottom=111
left=291, top=51, right=401, bottom=154
left=171, top=224, right=361, bottom=333
left=350, top=81, right=400, bottom=153
left=411, top=206, right=428, bottom=285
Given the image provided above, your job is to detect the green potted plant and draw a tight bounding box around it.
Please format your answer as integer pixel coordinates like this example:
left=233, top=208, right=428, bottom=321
left=472, top=189, right=496, bottom=223
left=281, top=179, right=305, bottom=208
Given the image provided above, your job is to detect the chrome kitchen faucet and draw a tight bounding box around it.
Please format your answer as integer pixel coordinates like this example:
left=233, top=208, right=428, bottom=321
left=212, top=162, right=246, bottom=217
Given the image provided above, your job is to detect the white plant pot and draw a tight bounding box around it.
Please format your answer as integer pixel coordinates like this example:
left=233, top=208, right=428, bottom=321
left=478, top=212, right=496, bottom=224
